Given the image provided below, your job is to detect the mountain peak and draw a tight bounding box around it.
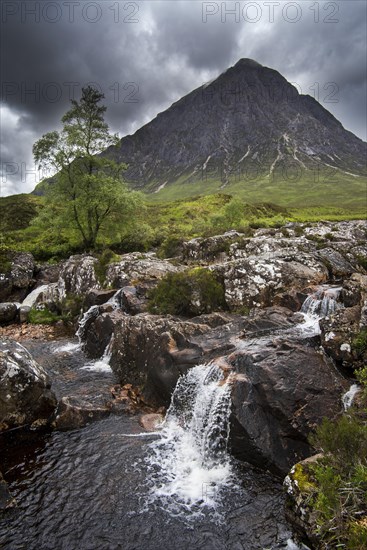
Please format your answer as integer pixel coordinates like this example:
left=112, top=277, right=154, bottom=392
left=233, top=58, right=263, bottom=70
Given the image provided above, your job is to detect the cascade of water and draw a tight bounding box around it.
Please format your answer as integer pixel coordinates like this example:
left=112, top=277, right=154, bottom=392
left=301, top=286, right=342, bottom=318
left=76, top=289, right=123, bottom=343
left=146, top=363, right=234, bottom=517
left=342, top=384, right=360, bottom=411
left=299, top=286, right=342, bottom=336
left=80, top=334, right=114, bottom=372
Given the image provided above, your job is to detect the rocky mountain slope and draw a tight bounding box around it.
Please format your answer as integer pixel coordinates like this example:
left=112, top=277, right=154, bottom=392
left=104, top=59, right=367, bottom=200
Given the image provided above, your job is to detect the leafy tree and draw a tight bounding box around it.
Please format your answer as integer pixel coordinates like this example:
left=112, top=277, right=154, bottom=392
left=33, top=86, right=143, bottom=250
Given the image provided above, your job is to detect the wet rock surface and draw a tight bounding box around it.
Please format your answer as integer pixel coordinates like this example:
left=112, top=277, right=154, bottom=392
left=229, top=340, right=347, bottom=475
left=0, top=339, right=57, bottom=432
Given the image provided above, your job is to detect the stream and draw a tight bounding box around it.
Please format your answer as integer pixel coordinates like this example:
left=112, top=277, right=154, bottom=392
left=0, top=286, right=344, bottom=549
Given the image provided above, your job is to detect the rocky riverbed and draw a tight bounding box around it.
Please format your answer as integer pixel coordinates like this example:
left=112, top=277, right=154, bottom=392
left=0, top=220, right=366, bottom=548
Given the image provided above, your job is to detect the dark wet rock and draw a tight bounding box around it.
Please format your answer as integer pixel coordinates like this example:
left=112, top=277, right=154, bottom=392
left=229, top=340, right=347, bottom=475
left=58, top=255, right=100, bottom=298
left=105, top=252, right=182, bottom=288
left=273, top=290, right=307, bottom=311
left=0, top=303, right=18, bottom=325
left=84, top=289, right=117, bottom=309
left=115, top=286, right=148, bottom=315
left=316, top=247, right=355, bottom=279
left=55, top=396, right=113, bottom=430
left=320, top=274, right=367, bottom=368
left=34, top=262, right=63, bottom=285
left=19, top=305, right=31, bottom=323
left=0, top=253, right=35, bottom=302
left=0, top=339, right=57, bottom=432
left=240, top=306, right=301, bottom=336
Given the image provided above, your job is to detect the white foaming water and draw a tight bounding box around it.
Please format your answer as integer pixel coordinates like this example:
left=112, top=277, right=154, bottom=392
left=342, top=384, right=360, bottom=411
left=80, top=335, right=114, bottom=373
left=299, top=286, right=342, bottom=337
left=146, top=363, right=234, bottom=518
left=76, top=304, right=100, bottom=342
left=53, top=342, right=81, bottom=354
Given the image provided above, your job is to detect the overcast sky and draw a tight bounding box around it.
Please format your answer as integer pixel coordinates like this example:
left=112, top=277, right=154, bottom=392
left=1, top=0, right=366, bottom=196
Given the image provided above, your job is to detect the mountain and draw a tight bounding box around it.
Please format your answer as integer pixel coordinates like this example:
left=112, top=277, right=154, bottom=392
left=103, top=58, right=366, bottom=204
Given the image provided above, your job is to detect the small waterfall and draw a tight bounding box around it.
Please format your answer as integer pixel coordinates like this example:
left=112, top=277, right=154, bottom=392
left=146, top=363, right=234, bottom=518
left=76, top=289, right=124, bottom=343
left=299, top=286, right=342, bottom=336
left=342, top=384, right=360, bottom=411
left=80, top=334, right=114, bottom=373
left=301, top=286, right=342, bottom=318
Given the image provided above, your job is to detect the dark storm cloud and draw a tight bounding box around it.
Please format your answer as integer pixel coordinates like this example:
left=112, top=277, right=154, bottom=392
left=1, top=0, right=366, bottom=195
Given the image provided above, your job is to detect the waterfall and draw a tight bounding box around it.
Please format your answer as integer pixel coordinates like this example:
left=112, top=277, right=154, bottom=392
left=76, top=289, right=124, bottom=343
left=80, top=334, right=114, bottom=373
left=301, top=286, right=342, bottom=318
left=342, top=384, right=360, bottom=411
left=146, top=363, right=234, bottom=518
left=299, top=286, right=342, bottom=336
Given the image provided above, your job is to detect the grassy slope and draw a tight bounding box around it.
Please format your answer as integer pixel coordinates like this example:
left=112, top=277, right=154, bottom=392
left=0, top=194, right=44, bottom=232
left=0, top=180, right=365, bottom=261
left=147, top=171, right=367, bottom=210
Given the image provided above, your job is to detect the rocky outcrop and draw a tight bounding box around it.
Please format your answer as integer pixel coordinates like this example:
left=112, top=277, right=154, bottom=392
left=105, top=252, right=182, bottom=288
left=229, top=340, right=347, bottom=475
left=0, top=339, right=57, bottom=432
left=83, top=310, right=240, bottom=405
left=57, top=255, right=100, bottom=298
left=0, top=252, right=35, bottom=302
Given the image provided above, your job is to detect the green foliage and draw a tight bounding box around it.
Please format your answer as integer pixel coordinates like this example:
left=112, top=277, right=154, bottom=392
left=58, top=294, right=85, bottom=322
left=157, top=236, right=185, bottom=259
left=118, top=223, right=155, bottom=253
left=0, top=242, right=12, bottom=273
left=28, top=306, right=61, bottom=325
left=148, top=268, right=226, bottom=316
left=32, top=86, right=143, bottom=251
left=308, top=413, right=367, bottom=548
left=352, top=329, right=367, bottom=358
left=0, top=194, right=43, bottom=232
left=94, top=249, right=121, bottom=286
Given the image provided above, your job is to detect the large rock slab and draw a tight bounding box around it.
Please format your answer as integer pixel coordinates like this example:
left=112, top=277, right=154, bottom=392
left=229, top=339, right=348, bottom=475
left=0, top=339, right=57, bottom=432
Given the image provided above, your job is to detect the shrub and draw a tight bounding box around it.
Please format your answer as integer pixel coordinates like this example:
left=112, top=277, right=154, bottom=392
left=352, top=329, right=367, bottom=359
left=28, top=306, right=61, bottom=324
left=308, top=413, right=367, bottom=548
left=148, top=268, right=226, bottom=316
left=158, top=236, right=185, bottom=259
left=95, top=249, right=120, bottom=286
